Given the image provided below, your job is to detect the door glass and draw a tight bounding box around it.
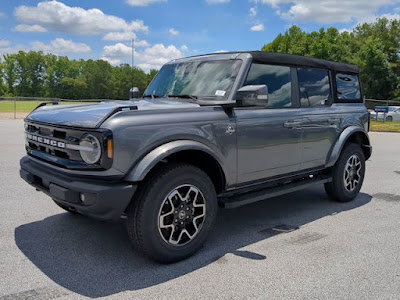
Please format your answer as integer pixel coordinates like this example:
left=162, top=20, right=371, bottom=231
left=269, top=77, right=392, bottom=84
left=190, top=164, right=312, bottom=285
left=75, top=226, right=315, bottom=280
left=336, top=73, right=361, bottom=101
left=297, top=68, right=331, bottom=107
left=244, top=64, right=292, bottom=108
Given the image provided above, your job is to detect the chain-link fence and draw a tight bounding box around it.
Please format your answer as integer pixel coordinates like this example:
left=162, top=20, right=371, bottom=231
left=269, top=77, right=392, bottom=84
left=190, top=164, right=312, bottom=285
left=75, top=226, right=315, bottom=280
left=2, top=97, right=400, bottom=124
left=0, top=97, right=103, bottom=119
left=364, top=99, right=400, bottom=110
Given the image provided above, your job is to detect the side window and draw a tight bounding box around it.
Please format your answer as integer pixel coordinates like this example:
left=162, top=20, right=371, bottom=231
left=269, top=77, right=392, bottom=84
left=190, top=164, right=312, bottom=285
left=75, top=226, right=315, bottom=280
left=336, top=73, right=361, bottom=101
left=297, top=68, right=331, bottom=107
left=244, top=64, right=292, bottom=108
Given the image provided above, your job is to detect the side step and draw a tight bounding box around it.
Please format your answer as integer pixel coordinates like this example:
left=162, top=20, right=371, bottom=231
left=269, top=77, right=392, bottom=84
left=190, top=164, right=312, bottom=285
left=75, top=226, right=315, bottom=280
left=219, top=176, right=332, bottom=209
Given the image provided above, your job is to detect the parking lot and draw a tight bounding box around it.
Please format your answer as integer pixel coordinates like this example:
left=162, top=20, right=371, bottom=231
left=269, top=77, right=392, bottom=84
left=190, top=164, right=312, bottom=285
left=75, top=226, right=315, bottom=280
left=0, top=119, right=399, bottom=300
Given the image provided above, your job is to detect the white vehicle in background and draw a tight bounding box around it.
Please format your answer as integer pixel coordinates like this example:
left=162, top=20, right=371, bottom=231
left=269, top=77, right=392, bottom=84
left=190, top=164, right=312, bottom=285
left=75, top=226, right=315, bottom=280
left=370, top=106, right=400, bottom=122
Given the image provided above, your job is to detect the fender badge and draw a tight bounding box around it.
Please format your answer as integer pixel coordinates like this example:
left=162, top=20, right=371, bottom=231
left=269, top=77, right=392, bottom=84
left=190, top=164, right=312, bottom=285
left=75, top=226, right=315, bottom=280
left=226, top=124, right=235, bottom=135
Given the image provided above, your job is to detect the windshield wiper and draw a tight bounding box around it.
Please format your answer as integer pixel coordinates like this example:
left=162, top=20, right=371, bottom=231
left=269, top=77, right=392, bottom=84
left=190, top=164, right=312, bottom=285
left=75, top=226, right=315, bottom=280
left=142, top=94, right=160, bottom=99
left=167, top=94, right=198, bottom=100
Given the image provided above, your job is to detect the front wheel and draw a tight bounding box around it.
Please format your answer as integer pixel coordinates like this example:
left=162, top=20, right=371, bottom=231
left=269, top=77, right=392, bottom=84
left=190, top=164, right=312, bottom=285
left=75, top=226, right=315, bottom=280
left=126, top=164, right=217, bottom=263
left=325, top=143, right=366, bottom=202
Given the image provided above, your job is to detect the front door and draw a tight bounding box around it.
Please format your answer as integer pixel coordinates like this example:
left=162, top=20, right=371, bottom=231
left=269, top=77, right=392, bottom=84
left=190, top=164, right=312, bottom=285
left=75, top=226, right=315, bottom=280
left=234, top=63, right=303, bottom=184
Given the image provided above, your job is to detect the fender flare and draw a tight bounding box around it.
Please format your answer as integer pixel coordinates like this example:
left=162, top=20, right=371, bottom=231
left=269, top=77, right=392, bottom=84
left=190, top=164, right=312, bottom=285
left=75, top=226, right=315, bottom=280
left=326, top=126, right=371, bottom=168
left=125, top=140, right=226, bottom=182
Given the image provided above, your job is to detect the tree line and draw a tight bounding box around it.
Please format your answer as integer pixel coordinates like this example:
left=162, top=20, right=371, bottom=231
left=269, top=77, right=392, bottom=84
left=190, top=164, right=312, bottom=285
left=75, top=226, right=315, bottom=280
left=262, top=18, right=400, bottom=101
left=0, top=52, right=157, bottom=100
left=0, top=17, right=399, bottom=101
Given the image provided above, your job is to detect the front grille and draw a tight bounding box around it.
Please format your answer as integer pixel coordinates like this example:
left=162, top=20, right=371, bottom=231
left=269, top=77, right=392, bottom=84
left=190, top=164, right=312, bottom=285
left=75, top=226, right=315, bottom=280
left=25, top=123, right=84, bottom=162
left=24, top=122, right=112, bottom=170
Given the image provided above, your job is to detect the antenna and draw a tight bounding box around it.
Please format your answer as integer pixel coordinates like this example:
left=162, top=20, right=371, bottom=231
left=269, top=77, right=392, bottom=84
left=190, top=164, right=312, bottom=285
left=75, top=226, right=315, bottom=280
left=131, top=38, right=135, bottom=87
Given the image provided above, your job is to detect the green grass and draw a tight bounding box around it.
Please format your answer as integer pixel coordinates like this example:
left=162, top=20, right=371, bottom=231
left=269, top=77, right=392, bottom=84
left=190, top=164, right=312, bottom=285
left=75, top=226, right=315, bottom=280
left=0, top=101, right=97, bottom=113
left=370, top=120, right=400, bottom=132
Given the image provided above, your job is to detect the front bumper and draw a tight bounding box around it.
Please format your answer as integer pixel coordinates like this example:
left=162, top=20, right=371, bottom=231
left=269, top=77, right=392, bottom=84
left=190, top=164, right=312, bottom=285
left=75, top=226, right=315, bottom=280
left=20, top=156, right=137, bottom=221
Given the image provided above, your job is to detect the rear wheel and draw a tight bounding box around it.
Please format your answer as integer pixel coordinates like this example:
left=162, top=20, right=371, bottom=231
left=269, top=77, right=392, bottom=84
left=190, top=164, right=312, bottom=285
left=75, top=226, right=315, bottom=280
left=386, top=116, right=393, bottom=122
left=126, top=164, right=217, bottom=263
left=325, top=143, right=365, bottom=202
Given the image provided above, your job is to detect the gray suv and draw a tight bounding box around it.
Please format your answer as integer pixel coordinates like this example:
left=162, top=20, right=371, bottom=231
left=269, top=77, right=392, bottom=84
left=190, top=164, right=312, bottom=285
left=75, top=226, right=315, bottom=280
left=20, top=51, right=372, bottom=263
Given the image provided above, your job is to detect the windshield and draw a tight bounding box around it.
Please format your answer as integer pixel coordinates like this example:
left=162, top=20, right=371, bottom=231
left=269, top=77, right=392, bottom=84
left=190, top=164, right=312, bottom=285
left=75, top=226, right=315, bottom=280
left=144, top=60, right=242, bottom=100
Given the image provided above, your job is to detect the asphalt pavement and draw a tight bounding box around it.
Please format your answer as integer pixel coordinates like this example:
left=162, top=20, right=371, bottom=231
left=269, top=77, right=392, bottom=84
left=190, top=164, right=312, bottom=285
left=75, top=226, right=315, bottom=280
left=0, top=119, right=399, bottom=300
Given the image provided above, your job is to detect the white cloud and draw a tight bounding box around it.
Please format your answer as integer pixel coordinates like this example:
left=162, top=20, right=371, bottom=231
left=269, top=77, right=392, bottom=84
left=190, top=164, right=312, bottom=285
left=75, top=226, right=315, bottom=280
left=250, top=23, right=265, bottom=31
left=138, top=44, right=183, bottom=69
left=31, top=38, right=91, bottom=54
left=14, top=24, right=47, bottom=33
left=169, top=28, right=179, bottom=36
left=339, top=28, right=352, bottom=34
left=0, top=40, right=10, bottom=47
left=103, top=43, right=134, bottom=58
left=206, top=0, right=230, bottom=4
left=103, top=43, right=183, bottom=70
left=214, top=50, right=228, bottom=53
left=0, top=12, right=5, bottom=19
left=14, top=1, right=148, bottom=35
left=0, top=44, right=29, bottom=57
left=103, top=32, right=136, bottom=41
left=253, top=0, right=400, bottom=24
left=135, top=40, right=150, bottom=47
left=339, top=13, right=400, bottom=33
left=101, top=57, right=122, bottom=66
left=380, top=12, right=400, bottom=20
left=250, top=7, right=258, bottom=17
left=126, top=0, right=167, bottom=6
left=181, top=45, right=189, bottom=51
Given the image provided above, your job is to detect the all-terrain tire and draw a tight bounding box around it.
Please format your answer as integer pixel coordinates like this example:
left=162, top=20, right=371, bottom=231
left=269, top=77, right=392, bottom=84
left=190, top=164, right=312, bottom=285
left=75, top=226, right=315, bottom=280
left=126, top=163, right=217, bottom=263
left=324, top=143, right=365, bottom=202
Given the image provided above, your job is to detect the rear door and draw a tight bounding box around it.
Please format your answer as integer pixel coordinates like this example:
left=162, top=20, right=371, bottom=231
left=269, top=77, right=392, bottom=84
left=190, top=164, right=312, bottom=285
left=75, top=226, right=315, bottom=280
left=234, top=63, right=303, bottom=184
left=297, top=68, right=340, bottom=170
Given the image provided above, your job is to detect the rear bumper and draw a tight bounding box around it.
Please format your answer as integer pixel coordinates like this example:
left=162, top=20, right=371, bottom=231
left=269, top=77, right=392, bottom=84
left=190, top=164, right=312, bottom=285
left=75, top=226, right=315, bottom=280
left=20, top=156, right=137, bottom=221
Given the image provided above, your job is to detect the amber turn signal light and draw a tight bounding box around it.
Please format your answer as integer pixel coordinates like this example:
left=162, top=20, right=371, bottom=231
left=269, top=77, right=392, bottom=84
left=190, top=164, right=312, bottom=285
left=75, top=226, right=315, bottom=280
left=107, top=139, right=113, bottom=159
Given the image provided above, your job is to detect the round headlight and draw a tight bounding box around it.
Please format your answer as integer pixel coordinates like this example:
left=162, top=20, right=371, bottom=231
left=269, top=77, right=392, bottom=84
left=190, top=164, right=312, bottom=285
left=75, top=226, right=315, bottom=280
left=79, top=134, right=102, bottom=164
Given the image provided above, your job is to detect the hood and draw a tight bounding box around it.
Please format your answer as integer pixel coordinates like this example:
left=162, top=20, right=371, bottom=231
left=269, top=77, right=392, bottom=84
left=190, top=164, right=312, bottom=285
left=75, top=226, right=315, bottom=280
left=25, top=99, right=200, bottom=128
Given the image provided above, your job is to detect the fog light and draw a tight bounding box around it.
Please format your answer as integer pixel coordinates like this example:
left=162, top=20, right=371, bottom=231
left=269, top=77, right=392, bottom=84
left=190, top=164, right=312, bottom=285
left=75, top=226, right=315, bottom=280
left=79, top=193, right=96, bottom=205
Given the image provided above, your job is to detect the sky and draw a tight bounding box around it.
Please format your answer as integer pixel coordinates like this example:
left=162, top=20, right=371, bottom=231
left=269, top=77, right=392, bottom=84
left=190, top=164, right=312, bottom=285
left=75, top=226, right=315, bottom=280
left=0, top=0, right=399, bottom=71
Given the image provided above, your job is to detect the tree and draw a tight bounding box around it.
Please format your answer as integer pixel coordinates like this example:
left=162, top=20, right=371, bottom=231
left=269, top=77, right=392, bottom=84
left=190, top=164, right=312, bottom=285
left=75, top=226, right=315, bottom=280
left=59, top=77, right=87, bottom=99
left=3, top=54, right=17, bottom=96
left=356, top=37, right=397, bottom=100
left=82, top=59, right=113, bottom=99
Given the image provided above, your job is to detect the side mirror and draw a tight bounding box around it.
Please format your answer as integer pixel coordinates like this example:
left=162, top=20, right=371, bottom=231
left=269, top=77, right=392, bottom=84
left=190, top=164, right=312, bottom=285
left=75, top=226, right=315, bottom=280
left=129, top=87, right=140, bottom=99
left=236, top=85, right=268, bottom=107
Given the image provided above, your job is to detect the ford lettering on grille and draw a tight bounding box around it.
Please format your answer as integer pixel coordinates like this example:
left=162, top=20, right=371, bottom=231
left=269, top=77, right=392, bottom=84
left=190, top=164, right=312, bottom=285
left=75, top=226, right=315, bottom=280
left=26, top=133, right=66, bottom=149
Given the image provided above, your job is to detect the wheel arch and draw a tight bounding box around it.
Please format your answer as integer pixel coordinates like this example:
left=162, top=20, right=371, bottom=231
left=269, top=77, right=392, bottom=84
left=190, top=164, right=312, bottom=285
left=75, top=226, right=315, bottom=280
left=326, top=126, right=372, bottom=168
left=125, top=140, right=227, bottom=194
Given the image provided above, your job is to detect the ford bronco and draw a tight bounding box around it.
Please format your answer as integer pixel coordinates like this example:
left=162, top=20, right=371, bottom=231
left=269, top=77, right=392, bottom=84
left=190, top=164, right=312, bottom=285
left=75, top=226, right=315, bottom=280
left=20, top=51, right=371, bottom=263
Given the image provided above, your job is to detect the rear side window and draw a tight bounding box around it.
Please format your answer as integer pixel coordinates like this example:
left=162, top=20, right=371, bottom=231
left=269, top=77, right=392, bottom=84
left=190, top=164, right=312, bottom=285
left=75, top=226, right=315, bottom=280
left=244, top=63, right=292, bottom=108
left=336, top=73, right=361, bottom=101
left=297, top=68, right=331, bottom=107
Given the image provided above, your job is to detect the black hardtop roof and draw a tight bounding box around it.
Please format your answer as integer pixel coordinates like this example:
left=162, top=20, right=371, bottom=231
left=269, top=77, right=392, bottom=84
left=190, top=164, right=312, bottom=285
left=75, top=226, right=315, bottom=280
left=188, top=51, right=359, bottom=74
left=250, top=51, right=358, bottom=73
